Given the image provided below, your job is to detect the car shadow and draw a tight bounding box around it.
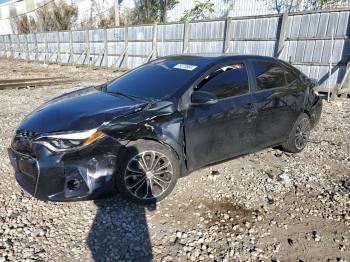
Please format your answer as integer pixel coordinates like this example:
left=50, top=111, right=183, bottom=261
left=87, top=143, right=156, bottom=261
left=87, top=197, right=155, bottom=261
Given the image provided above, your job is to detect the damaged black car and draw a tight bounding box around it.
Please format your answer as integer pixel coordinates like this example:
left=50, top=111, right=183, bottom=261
left=8, top=55, right=322, bottom=205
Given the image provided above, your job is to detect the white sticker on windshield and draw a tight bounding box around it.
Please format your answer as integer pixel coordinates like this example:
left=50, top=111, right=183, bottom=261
left=173, top=63, right=198, bottom=71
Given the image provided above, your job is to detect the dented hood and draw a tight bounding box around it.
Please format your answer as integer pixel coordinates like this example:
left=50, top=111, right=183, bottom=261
left=18, top=86, right=148, bottom=133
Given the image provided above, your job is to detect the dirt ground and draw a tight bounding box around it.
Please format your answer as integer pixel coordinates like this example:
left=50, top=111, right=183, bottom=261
left=0, top=59, right=349, bottom=261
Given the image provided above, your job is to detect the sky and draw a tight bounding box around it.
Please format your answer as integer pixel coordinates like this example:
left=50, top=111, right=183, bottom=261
left=0, top=0, right=10, bottom=4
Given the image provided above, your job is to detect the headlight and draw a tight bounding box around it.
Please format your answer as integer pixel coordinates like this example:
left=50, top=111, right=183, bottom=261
left=34, top=129, right=105, bottom=151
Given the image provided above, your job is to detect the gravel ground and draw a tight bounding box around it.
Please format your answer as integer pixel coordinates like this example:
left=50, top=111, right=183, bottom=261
left=0, top=59, right=349, bottom=262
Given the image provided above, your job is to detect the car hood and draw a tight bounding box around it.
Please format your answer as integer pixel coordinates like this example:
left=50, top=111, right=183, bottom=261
left=18, top=86, right=148, bottom=134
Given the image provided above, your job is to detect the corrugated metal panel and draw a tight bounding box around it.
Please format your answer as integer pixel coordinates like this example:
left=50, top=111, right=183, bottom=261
left=107, top=28, right=125, bottom=41
left=267, top=17, right=279, bottom=38
left=72, top=30, right=86, bottom=42
left=157, top=41, right=183, bottom=56
left=72, top=42, right=85, bottom=54
left=127, top=56, right=145, bottom=68
left=189, top=21, right=225, bottom=40
left=128, top=25, right=153, bottom=41
left=321, top=39, right=332, bottom=63
left=36, top=33, right=45, bottom=43
left=259, top=18, right=269, bottom=38
left=128, top=42, right=152, bottom=56
left=89, top=29, right=104, bottom=64
left=307, top=13, right=320, bottom=38
left=59, top=32, right=70, bottom=42
left=189, top=41, right=223, bottom=54
left=107, top=42, right=125, bottom=55
left=90, top=42, right=103, bottom=55
left=127, top=25, right=153, bottom=68
left=317, top=13, right=329, bottom=37
left=303, top=40, right=315, bottom=62
left=89, top=29, right=103, bottom=42
left=299, top=15, right=310, bottom=38
left=253, top=18, right=262, bottom=38
left=295, top=40, right=306, bottom=61
left=326, top=12, right=339, bottom=37
left=46, top=32, right=57, bottom=42
left=157, top=23, right=184, bottom=40
left=337, top=11, right=350, bottom=36
left=312, top=40, right=324, bottom=63
left=230, top=16, right=279, bottom=57
left=290, top=15, right=302, bottom=38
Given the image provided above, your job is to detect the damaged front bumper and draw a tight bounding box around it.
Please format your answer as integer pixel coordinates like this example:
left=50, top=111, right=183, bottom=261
left=8, top=136, right=125, bottom=201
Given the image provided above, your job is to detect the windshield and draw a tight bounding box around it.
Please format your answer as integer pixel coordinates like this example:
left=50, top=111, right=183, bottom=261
left=105, top=58, right=207, bottom=101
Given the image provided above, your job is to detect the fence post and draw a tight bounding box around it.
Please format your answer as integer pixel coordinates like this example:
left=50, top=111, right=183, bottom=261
left=183, top=20, right=189, bottom=53
left=224, top=17, right=233, bottom=53
left=57, top=31, right=60, bottom=63
left=16, top=34, right=20, bottom=59
left=25, top=34, right=29, bottom=61
left=86, top=29, right=90, bottom=67
left=44, top=32, right=48, bottom=63
left=277, top=13, right=288, bottom=58
left=124, top=24, right=128, bottom=69
left=34, top=33, right=38, bottom=62
left=69, top=30, right=73, bottom=65
left=104, top=28, right=108, bottom=67
left=3, top=36, right=7, bottom=58
left=152, top=22, right=157, bottom=59
left=8, top=35, right=13, bottom=59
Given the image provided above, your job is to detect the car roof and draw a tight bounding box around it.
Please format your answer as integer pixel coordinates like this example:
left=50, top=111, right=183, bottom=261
left=162, top=54, right=278, bottom=65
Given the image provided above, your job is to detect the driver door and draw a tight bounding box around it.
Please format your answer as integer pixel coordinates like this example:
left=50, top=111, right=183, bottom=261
left=183, top=62, right=257, bottom=171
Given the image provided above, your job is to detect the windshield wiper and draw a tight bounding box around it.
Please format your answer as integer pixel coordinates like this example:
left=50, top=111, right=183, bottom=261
left=114, top=91, right=140, bottom=101
left=96, top=83, right=151, bottom=102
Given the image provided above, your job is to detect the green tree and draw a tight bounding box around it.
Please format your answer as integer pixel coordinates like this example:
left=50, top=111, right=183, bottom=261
left=131, top=0, right=179, bottom=24
left=181, top=0, right=215, bottom=21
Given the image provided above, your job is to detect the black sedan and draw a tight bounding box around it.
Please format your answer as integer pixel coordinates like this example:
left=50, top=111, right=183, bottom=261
left=8, top=55, right=322, bottom=205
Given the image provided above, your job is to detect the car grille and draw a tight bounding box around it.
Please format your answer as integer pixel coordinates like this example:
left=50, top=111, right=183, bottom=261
left=11, top=130, right=40, bottom=192
left=18, top=156, right=38, bottom=189
left=12, top=129, right=40, bottom=157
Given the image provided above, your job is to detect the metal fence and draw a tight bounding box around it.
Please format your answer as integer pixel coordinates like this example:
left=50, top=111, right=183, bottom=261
left=0, top=9, right=349, bottom=94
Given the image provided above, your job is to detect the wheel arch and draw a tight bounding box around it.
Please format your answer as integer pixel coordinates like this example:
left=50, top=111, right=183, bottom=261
left=127, top=137, right=181, bottom=160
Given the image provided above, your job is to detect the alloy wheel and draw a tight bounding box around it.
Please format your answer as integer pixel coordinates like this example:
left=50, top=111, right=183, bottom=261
left=295, top=117, right=310, bottom=150
left=124, top=151, right=173, bottom=200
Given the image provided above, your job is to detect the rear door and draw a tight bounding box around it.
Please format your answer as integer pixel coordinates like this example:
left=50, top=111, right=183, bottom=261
left=183, top=62, right=257, bottom=171
left=249, top=60, right=304, bottom=148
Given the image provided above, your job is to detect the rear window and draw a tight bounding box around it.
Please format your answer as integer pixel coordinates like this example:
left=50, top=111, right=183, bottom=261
left=106, top=59, right=205, bottom=100
left=253, top=61, right=286, bottom=90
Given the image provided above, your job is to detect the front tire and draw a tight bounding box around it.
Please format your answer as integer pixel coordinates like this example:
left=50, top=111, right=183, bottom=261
left=115, top=140, right=179, bottom=205
left=281, top=113, right=311, bottom=153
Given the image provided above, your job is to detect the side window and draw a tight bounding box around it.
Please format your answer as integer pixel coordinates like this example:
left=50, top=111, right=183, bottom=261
left=197, top=63, right=249, bottom=99
left=253, top=61, right=286, bottom=90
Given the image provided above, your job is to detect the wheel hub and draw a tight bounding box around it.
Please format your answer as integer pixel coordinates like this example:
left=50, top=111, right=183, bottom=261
left=146, top=171, right=153, bottom=179
left=124, top=151, right=173, bottom=200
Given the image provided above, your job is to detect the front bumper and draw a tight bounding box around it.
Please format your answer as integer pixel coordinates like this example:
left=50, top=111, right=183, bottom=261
left=8, top=136, right=125, bottom=201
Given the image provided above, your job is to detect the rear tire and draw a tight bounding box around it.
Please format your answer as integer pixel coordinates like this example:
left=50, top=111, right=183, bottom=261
left=281, top=113, right=311, bottom=153
left=115, top=140, right=179, bottom=205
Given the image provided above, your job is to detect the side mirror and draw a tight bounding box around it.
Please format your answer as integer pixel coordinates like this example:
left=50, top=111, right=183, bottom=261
left=191, top=91, right=218, bottom=105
